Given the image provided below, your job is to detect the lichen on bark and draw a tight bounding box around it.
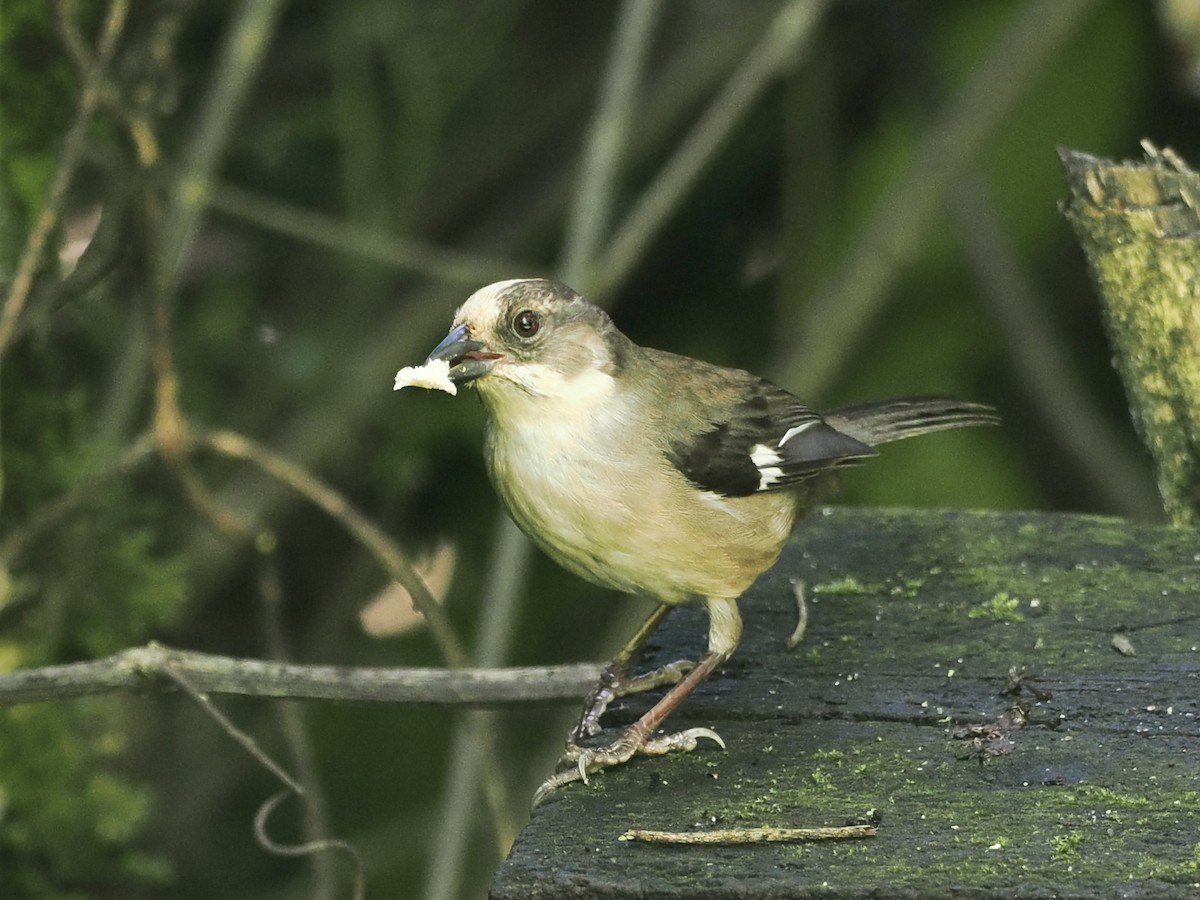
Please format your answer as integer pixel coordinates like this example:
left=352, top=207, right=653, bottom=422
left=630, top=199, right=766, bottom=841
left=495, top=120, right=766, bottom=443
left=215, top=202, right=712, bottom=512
left=1059, top=142, right=1200, bottom=526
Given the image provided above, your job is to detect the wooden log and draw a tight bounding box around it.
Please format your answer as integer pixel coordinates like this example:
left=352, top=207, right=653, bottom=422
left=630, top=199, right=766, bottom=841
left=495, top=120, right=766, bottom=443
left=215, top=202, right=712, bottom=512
left=492, top=508, right=1200, bottom=899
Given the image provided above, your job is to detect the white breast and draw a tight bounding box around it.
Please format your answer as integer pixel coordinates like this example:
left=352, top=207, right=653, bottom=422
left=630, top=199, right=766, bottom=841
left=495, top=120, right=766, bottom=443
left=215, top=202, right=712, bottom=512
left=479, top=367, right=799, bottom=604
left=484, top=377, right=649, bottom=592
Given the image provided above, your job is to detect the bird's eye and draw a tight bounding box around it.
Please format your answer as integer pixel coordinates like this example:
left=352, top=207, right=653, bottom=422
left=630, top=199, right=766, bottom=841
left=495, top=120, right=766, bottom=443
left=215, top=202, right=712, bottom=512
left=512, top=309, right=541, bottom=338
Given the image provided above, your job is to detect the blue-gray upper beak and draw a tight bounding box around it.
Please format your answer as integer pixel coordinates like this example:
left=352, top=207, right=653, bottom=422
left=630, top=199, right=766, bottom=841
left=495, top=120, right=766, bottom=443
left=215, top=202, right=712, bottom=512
left=427, top=322, right=502, bottom=385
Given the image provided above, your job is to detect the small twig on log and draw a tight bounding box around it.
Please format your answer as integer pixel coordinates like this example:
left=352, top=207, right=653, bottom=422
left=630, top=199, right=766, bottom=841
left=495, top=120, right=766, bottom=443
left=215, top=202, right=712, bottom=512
left=785, top=578, right=808, bottom=649
left=619, top=824, right=878, bottom=844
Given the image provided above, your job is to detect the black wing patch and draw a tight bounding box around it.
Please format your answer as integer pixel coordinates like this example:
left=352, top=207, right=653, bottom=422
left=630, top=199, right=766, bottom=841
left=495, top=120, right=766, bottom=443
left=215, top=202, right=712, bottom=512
left=667, top=381, right=877, bottom=497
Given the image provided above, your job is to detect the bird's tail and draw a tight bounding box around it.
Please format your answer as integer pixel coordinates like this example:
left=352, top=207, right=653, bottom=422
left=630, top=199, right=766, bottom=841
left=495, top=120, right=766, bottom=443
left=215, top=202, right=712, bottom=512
left=823, top=396, right=999, bottom=447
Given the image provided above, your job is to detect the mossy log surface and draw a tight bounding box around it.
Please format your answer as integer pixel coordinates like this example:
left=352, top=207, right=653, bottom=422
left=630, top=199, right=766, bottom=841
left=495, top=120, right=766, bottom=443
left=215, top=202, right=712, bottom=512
left=492, top=508, right=1200, bottom=899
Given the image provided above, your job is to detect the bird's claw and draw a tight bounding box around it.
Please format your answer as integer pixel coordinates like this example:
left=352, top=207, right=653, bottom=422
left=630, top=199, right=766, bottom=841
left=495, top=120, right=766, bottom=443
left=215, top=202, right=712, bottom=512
left=642, top=726, right=725, bottom=756
left=571, top=659, right=696, bottom=741
left=532, top=768, right=585, bottom=808
left=533, top=726, right=725, bottom=808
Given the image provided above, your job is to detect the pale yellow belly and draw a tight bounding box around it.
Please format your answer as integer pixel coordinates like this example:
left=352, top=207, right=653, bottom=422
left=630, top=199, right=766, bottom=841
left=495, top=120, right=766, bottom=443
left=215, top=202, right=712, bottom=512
left=485, top=421, right=800, bottom=604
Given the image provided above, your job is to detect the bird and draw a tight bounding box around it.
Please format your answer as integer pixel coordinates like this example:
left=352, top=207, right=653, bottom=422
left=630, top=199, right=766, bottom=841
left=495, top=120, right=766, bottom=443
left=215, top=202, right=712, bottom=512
left=396, top=277, right=998, bottom=805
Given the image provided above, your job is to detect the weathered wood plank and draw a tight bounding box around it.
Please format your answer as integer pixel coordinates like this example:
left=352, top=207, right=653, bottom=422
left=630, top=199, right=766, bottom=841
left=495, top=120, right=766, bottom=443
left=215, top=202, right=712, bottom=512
left=492, top=509, right=1200, bottom=899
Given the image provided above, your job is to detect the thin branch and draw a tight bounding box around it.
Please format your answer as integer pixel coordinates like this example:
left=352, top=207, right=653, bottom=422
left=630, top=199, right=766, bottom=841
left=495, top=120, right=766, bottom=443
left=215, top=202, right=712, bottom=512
left=428, top=7, right=672, bottom=896
left=591, top=0, right=829, bottom=295
left=147, top=186, right=252, bottom=539
left=0, top=434, right=157, bottom=563
left=166, top=669, right=367, bottom=898
left=55, top=0, right=99, bottom=74
left=255, top=793, right=365, bottom=900
left=171, top=449, right=255, bottom=538
left=258, top=558, right=338, bottom=900
left=162, top=0, right=286, bottom=281
left=0, top=643, right=603, bottom=706
left=951, top=177, right=1159, bottom=518
left=198, top=427, right=471, bottom=668
left=0, top=0, right=130, bottom=357
left=208, top=182, right=519, bottom=285
left=425, top=520, right=531, bottom=900
left=160, top=660, right=304, bottom=794
left=113, top=3, right=193, bottom=168
left=561, top=0, right=666, bottom=285
left=770, top=0, right=1100, bottom=396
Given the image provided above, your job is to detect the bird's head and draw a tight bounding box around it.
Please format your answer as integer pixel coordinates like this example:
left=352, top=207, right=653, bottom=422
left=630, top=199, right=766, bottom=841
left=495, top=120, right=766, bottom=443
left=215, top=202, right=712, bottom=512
left=421, top=279, right=626, bottom=406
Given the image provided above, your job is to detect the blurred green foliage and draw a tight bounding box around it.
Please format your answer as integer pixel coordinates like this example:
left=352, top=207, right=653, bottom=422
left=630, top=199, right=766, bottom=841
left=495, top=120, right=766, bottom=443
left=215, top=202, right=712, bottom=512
left=0, top=2, right=74, bottom=228
left=0, top=1, right=1194, bottom=897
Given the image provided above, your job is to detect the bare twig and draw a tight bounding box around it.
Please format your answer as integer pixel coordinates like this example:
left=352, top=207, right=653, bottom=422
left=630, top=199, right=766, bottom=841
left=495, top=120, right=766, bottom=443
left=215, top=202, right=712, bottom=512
left=0, top=643, right=603, bottom=706
left=951, top=177, right=1158, bottom=518
left=561, top=0, right=666, bottom=283
left=258, top=558, right=338, bottom=900
left=0, top=0, right=130, bottom=357
left=55, top=0, right=96, bottom=73
left=208, top=183, right=518, bottom=285
left=166, top=433, right=253, bottom=538
left=592, top=0, right=829, bottom=294
left=199, top=427, right=471, bottom=668
left=255, top=793, right=365, bottom=900
left=162, top=0, right=286, bottom=280
left=620, top=824, right=878, bottom=844
left=145, top=169, right=248, bottom=546
left=425, top=519, right=531, bottom=900
left=160, top=661, right=304, bottom=794
left=115, top=2, right=193, bottom=168
left=771, top=0, right=1100, bottom=396
left=0, top=434, right=157, bottom=563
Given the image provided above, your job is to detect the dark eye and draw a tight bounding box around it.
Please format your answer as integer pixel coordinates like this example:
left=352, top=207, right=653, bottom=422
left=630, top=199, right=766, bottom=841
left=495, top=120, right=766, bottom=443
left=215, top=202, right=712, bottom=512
left=512, top=309, right=541, bottom=338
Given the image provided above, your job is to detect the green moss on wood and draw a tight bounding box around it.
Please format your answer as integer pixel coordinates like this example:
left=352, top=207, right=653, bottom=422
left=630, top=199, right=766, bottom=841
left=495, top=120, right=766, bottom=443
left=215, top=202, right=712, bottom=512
left=1060, top=145, right=1200, bottom=527
left=496, top=510, right=1200, bottom=899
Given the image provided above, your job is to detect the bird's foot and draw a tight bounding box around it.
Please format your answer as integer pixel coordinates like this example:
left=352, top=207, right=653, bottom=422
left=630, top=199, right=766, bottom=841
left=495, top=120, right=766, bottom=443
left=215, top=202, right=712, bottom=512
left=533, top=725, right=724, bottom=807
left=571, top=659, right=696, bottom=742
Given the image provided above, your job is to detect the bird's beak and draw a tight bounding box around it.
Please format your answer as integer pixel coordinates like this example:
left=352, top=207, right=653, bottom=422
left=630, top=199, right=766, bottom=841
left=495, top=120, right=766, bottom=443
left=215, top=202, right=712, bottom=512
left=426, top=322, right=503, bottom=386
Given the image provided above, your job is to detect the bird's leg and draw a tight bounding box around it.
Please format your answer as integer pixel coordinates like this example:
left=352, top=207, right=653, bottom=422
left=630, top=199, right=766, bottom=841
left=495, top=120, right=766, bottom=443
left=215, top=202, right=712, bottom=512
left=536, top=597, right=742, bottom=807
left=570, top=602, right=694, bottom=742
left=535, top=650, right=728, bottom=806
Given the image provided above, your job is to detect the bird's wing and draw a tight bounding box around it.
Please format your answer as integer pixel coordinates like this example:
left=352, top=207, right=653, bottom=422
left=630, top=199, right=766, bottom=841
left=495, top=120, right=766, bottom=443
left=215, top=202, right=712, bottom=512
left=665, top=380, right=877, bottom=497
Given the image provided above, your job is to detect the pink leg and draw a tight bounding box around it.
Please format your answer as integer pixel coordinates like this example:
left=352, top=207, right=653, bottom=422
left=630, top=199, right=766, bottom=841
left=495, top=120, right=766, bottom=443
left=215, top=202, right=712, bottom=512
left=535, top=652, right=729, bottom=807
left=570, top=603, right=693, bottom=742
left=533, top=597, right=743, bottom=807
